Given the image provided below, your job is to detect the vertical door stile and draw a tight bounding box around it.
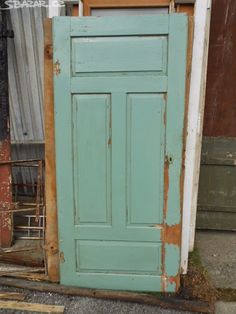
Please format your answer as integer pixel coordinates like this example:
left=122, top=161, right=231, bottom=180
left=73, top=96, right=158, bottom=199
left=163, top=14, right=188, bottom=291
left=53, top=17, right=75, bottom=276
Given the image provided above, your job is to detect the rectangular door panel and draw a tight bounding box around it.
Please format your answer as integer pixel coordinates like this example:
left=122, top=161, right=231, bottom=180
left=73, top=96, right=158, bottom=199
left=72, top=36, right=167, bottom=74
left=76, top=240, right=162, bottom=274
left=127, top=94, right=165, bottom=225
left=73, top=94, right=111, bottom=225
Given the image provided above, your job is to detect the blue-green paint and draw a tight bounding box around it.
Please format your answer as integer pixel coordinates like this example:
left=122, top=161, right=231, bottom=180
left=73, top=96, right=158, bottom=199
left=53, top=14, right=187, bottom=292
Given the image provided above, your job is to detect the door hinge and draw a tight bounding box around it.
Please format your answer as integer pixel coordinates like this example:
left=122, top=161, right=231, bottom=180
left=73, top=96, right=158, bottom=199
left=54, top=59, right=61, bottom=76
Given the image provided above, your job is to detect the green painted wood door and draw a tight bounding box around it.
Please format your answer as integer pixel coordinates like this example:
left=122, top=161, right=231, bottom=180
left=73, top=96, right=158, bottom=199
left=53, top=14, right=187, bottom=292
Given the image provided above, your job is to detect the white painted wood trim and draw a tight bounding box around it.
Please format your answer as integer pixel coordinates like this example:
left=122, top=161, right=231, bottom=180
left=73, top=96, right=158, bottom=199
left=48, top=0, right=61, bottom=17
left=181, top=0, right=212, bottom=274
left=79, top=0, right=84, bottom=16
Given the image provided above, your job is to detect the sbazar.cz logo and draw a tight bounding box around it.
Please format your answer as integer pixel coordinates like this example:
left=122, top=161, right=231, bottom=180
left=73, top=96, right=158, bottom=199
left=0, top=0, right=65, bottom=9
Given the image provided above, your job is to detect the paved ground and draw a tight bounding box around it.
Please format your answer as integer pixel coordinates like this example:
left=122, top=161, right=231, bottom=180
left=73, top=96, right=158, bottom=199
left=215, top=301, right=236, bottom=314
left=195, top=230, right=236, bottom=289
left=0, top=286, right=194, bottom=314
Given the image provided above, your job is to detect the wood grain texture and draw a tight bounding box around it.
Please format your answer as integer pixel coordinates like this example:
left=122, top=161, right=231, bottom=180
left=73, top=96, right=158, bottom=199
left=0, top=300, right=64, bottom=313
left=203, top=0, right=236, bottom=137
left=0, top=292, right=25, bottom=301
left=44, top=19, right=59, bottom=283
left=0, top=277, right=213, bottom=313
left=83, top=0, right=171, bottom=16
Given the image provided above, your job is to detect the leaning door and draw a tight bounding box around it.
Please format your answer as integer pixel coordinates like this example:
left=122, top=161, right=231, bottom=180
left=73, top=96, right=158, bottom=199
left=53, top=14, right=187, bottom=292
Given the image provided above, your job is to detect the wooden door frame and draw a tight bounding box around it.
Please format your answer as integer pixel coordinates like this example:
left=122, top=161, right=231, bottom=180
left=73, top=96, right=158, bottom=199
left=71, top=0, right=195, bottom=16
left=45, top=0, right=195, bottom=282
left=82, top=0, right=171, bottom=16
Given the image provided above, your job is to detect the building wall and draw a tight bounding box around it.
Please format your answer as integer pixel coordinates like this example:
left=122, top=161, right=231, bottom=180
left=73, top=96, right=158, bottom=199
left=197, top=0, right=236, bottom=230
left=8, top=6, right=47, bottom=195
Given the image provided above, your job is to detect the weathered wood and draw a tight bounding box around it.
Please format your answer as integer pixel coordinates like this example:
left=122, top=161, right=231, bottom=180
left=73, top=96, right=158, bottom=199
left=0, top=277, right=213, bottom=313
left=183, top=0, right=212, bottom=256
left=201, top=137, right=236, bottom=166
left=0, top=239, right=44, bottom=267
left=0, top=292, right=25, bottom=301
left=197, top=211, right=236, bottom=231
left=204, top=0, right=236, bottom=137
left=0, top=300, right=64, bottom=313
left=179, top=11, right=194, bottom=275
left=83, top=0, right=171, bottom=17
left=44, top=19, right=60, bottom=283
left=197, top=136, right=236, bottom=230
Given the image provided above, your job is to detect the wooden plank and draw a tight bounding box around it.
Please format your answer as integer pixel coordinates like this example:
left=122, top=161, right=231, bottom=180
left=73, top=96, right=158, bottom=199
left=0, top=277, right=213, bottom=313
left=44, top=19, right=59, bottom=283
left=196, top=211, right=236, bottom=231
left=0, top=292, right=25, bottom=301
left=188, top=0, right=212, bottom=252
left=182, top=0, right=212, bottom=272
left=201, top=136, right=236, bottom=166
left=180, top=13, right=194, bottom=275
left=203, top=0, right=236, bottom=137
left=0, top=300, right=64, bottom=313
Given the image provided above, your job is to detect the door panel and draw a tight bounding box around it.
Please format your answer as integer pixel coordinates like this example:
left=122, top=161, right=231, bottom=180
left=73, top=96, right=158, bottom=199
left=76, top=241, right=162, bottom=274
left=54, top=15, right=187, bottom=292
left=73, top=94, right=111, bottom=225
left=72, top=36, right=167, bottom=74
left=127, top=94, right=164, bottom=225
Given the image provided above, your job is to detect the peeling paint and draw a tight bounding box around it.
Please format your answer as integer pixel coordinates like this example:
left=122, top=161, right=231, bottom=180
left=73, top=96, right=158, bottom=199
left=54, top=59, right=61, bottom=76
left=60, top=252, right=65, bottom=263
left=164, top=224, right=181, bottom=246
left=163, top=156, right=170, bottom=219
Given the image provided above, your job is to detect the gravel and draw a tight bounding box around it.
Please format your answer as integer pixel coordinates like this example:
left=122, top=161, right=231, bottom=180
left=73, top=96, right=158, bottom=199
left=0, top=286, right=194, bottom=314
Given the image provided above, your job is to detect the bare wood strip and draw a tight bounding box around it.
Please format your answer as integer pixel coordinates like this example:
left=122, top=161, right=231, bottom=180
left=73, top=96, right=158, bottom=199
left=0, top=292, right=25, bottom=301
left=44, top=19, right=60, bottom=283
left=0, top=277, right=213, bottom=313
left=0, top=300, right=64, bottom=313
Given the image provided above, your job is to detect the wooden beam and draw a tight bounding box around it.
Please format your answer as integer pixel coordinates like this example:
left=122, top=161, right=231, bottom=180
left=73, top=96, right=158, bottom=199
left=0, top=277, right=214, bottom=313
left=182, top=0, right=212, bottom=272
left=44, top=19, right=60, bottom=283
left=0, top=292, right=25, bottom=301
left=0, top=300, right=64, bottom=313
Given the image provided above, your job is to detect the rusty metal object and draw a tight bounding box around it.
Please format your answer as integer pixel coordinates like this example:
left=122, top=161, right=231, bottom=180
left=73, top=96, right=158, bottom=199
left=0, top=5, right=13, bottom=248
left=35, top=161, right=43, bottom=222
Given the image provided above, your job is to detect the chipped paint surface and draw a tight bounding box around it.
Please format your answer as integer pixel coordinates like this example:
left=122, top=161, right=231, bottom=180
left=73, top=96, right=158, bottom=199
left=164, top=224, right=181, bottom=246
left=54, top=59, right=61, bottom=76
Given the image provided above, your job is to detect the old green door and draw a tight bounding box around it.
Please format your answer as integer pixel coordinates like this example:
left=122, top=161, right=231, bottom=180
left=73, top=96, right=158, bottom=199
left=53, top=14, right=187, bottom=292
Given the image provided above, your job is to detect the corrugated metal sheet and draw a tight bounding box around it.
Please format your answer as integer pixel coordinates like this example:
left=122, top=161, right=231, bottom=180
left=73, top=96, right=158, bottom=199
left=8, top=6, right=47, bottom=194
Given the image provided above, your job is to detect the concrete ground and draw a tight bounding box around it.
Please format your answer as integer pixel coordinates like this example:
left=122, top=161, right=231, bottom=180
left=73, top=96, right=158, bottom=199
left=215, top=301, right=236, bottom=314
left=0, top=286, right=194, bottom=314
left=196, top=230, right=236, bottom=314
left=195, top=230, right=236, bottom=289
